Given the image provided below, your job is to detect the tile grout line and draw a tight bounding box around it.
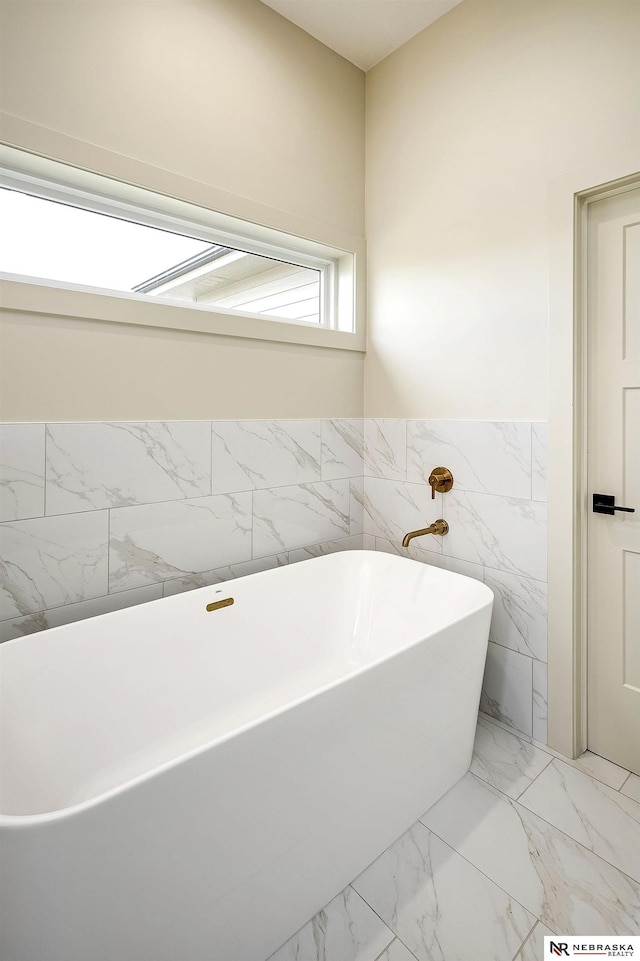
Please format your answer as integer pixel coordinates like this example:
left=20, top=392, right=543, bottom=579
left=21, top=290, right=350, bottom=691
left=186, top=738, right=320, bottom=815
left=346, top=885, right=396, bottom=956
left=371, top=943, right=396, bottom=961
left=510, top=919, right=541, bottom=961
left=466, top=769, right=640, bottom=886
left=469, top=723, right=554, bottom=802
left=422, top=780, right=639, bottom=936
left=486, top=637, right=548, bottom=663
left=411, top=815, right=541, bottom=934
left=347, top=893, right=421, bottom=961
left=470, top=725, right=552, bottom=804
left=478, top=713, right=632, bottom=792
left=0, top=510, right=51, bottom=525
left=208, top=419, right=213, bottom=498
left=2, top=538, right=352, bottom=631
left=619, top=771, right=632, bottom=793
left=512, top=754, right=554, bottom=802
left=377, top=937, right=421, bottom=961
left=43, top=422, right=48, bottom=518
left=530, top=420, right=533, bottom=501
left=514, top=752, right=640, bottom=818
left=106, top=507, right=111, bottom=596
left=250, top=489, right=254, bottom=560
left=531, top=628, right=534, bottom=740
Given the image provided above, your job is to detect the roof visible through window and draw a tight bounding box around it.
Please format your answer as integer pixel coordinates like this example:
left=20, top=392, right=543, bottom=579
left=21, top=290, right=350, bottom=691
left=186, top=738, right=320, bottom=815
left=0, top=188, right=322, bottom=324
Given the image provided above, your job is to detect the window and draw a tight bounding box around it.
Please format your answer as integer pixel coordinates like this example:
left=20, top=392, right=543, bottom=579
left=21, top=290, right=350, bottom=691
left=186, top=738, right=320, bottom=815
left=0, top=148, right=361, bottom=347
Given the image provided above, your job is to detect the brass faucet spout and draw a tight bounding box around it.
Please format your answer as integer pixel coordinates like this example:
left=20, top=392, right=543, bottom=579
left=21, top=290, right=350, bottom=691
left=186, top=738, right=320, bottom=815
left=402, top=518, right=449, bottom=548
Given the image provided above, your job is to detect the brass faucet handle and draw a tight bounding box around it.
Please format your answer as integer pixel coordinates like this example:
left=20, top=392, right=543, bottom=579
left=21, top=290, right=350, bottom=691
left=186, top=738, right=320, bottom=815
left=428, top=467, right=454, bottom=497
left=431, top=519, right=449, bottom=536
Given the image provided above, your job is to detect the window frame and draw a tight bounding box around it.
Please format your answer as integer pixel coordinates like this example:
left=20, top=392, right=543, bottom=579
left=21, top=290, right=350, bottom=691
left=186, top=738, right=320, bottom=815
left=0, top=145, right=365, bottom=352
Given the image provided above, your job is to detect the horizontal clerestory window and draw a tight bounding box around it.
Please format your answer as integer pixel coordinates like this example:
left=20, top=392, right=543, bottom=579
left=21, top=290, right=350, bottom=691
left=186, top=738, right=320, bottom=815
left=0, top=148, right=360, bottom=346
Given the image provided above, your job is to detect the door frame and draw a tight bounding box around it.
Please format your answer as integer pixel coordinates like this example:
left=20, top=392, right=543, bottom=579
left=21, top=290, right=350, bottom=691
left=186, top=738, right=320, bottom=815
left=547, top=145, right=640, bottom=760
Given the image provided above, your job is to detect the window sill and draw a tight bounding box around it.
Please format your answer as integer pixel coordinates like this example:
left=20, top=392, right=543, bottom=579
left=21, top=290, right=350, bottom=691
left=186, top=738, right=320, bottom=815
left=0, top=276, right=366, bottom=352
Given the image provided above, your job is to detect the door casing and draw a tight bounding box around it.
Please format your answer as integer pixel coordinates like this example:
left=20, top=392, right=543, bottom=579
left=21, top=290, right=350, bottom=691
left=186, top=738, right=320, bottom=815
left=547, top=145, right=640, bottom=760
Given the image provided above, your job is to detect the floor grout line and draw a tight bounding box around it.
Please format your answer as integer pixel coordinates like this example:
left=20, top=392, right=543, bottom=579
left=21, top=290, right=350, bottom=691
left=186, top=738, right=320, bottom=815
left=413, top=816, right=541, bottom=930
left=347, top=884, right=396, bottom=954
left=467, top=770, right=640, bottom=887
left=423, top=776, right=640, bottom=939
left=390, top=935, right=420, bottom=961
left=512, top=753, right=554, bottom=802
left=510, top=919, right=542, bottom=961
left=478, top=712, right=632, bottom=791
left=619, top=771, right=632, bottom=793
left=371, top=942, right=396, bottom=961
left=270, top=721, right=633, bottom=961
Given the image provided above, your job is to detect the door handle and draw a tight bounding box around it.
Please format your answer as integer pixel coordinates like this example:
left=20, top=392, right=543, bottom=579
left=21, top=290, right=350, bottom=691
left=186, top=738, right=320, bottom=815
left=592, top=493, right=636, bottom=515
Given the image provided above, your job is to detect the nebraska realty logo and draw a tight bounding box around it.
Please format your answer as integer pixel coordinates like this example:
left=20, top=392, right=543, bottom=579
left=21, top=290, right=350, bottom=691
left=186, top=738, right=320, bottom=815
left=544, top=937, right=640, bottom=958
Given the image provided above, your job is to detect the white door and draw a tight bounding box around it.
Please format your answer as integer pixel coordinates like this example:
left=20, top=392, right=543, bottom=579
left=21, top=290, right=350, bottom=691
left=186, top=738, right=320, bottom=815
left=587, top=185, right=640, bottom=776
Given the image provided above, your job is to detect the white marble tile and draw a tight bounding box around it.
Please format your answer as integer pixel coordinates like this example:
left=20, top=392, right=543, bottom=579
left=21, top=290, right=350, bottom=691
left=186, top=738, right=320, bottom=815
left=433, top=553, right=484, bottom=580
left=486, top=719, right=632, bottom=791
left=484, top=567, right=547, bottom=661
left=563, top=752, right=631, bottom=790
left=364, top=419, right=406, bottom=480
left=622, top=774, right=640, bottom=803
left=45, top=422, right=211, bottom=514
left=362, top=534, right=376, bottom=550
left=471, top=715, right=552, bottom=799
left=0, top=512, right=109, bottom=619
left=109, top=493, right=252, bottom=592
left=375, top=941, right=418, bottom=961
left=480, top=641, right=533, bottom=737
left=532, top=660, right=548, bottom=743
left=212, top=420, right=321, bottom=493
left=478, top=710, right=532, bottom=741
left=517, top=759, right=640, bottom=881
left=350, top=477, right=364, bottom=535
left=372, top=537, right=417, bottom=558
left=162, top=553, right=289, bottom=597
left=531, top=423, right=548, bottom=502
left=373, top=538, right=483, bottom=579
left=420, top=773, right=640, bottom=935
left=321, top=419, right=364, bottom=481
left=288, top=535, right=363, bottom=563
left=353, top=821, right=535, bottom=961
left=0, top=609, right=49, bottom=642
left=253, top=481, right=350, bottom=558
left=442, top=489, right=547, bottom=582
left=407, top=420, right=532, bottom=499
left=363, top=478, right=442, bottom=550
left=0, top=584, right=163, bottom=643
left=0, top=424, right=45, bottom=521
left=515, top=923, right=555, bottom=961
left=266, top=886, right=394, bottom=961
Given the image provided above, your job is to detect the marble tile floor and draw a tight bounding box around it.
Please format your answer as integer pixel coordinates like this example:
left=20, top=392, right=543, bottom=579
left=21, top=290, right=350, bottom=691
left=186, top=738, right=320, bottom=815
left=266, top=714, right=640, bottom=961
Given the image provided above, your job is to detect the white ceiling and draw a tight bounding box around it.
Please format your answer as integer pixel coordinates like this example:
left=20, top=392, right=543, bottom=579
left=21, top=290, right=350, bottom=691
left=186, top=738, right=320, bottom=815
left=259, top=0, right=463, bottom=71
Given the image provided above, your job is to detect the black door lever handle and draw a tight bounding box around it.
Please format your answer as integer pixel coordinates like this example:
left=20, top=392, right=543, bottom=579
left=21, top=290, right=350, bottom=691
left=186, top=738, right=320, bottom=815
left=593, top=493, right=636, bottom=515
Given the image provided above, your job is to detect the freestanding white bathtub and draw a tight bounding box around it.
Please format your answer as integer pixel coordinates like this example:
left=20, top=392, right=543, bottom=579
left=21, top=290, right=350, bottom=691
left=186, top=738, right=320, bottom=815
left=0, top=550, right=493, bottom=961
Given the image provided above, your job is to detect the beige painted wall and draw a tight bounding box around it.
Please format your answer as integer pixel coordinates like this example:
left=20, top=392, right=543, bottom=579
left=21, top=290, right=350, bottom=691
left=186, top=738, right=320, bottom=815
left=0, top=310, right=363, bottom=422
left=364, top=0, right=640, bottom=420
left=0, top=0, right=365, bottom=421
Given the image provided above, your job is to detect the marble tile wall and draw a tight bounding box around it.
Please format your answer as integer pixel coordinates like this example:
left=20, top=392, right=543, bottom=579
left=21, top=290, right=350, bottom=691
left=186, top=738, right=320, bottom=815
left=363, top=419, right=548, bottom=742
left=1, top=416, right=548, bottom=744
left=0, top=420, right=364, bottom=642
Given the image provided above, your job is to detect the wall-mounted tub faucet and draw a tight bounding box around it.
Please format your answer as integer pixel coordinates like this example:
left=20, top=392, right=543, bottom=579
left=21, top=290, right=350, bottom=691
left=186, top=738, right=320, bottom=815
left=402, top=467, right=453, bottom=547
left=402, top=519, right=449, bottom=547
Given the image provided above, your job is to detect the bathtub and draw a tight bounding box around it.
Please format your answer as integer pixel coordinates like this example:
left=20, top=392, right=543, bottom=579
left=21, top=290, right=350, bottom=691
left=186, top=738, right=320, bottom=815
left=0, top=550, right=492, bottom=961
